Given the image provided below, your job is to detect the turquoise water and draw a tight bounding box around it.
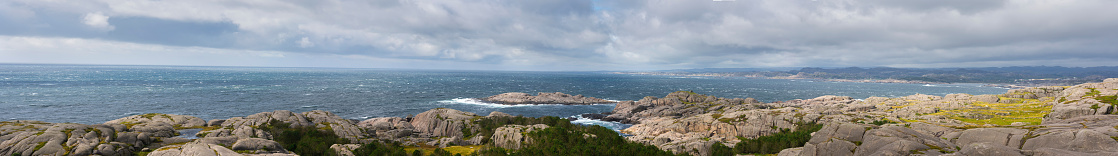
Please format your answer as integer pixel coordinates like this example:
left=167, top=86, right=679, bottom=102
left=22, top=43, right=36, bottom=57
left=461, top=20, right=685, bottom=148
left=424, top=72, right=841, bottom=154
left=0, top=64, right=1007, bottom=130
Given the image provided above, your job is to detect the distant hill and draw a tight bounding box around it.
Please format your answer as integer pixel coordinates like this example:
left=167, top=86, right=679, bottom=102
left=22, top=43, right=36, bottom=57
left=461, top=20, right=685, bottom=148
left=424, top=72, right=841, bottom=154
left=625, top=66, right=1118, bottom=85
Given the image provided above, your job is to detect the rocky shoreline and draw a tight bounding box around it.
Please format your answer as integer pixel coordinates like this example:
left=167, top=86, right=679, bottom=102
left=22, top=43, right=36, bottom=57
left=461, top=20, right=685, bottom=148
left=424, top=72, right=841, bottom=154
left=3, top=78, right=1118, bottom=156
left=611, top=71, right=942, bottom=84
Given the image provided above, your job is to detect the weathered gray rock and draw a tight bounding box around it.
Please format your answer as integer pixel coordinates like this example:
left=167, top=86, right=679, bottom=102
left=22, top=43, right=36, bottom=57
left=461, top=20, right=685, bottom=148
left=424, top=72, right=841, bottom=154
left=1002, top=86, right=1065, bottom=99
left=481, top=92, right=615, bottom=105
left=197, top=136, right=239, bottom=147
left=410, top=108, right=477, bottom=138
left=200, top=110, right=370, bottom=143
left=330, top=144, right=362, bottom=156
left=148, top=142, right=242, bottom=156
left=1025, top=148, right=1118, bottom=156
left=493, top=124, right=549, bottom=150
left=222, top=110, right=314, bottom=128
left=1022, top=129, right=1118, bottom=153
left=302, top=110, right=367, bottom=142
left=778, top=147, right=803, bottom=156
left=232, top=138, right=287, bottom=153
left=208, top=119, right=226, bottom=127
left=0, top=121, right=143, bottom=156
left=357, top=117, right=410, bottom=131
left=95, top=142, right=134, bottom=156
left=106, top=113, right=207, bottom=129
left=974, top=95, right=1000, bottom=103
left=1044, top=79, right=1118, bottom=121
left=800, top=138, right=856, bottom=156
left=488, top=111, right=513, bottom=117
left=427, top=136, right=464, bottom=148
left=807, top=123, right=869, bottom=144
left=953, top=128, right=1027, bottom=148
left=908, top=122, right=958, bottom=137
left=958, top=142, right=1024, bottom=156
left=853, top=126, right=955, bottom=156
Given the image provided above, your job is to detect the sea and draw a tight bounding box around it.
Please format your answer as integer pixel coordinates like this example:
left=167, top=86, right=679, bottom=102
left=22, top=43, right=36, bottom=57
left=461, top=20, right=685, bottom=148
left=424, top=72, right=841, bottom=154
left=0, top=64, right=1008, bottom=131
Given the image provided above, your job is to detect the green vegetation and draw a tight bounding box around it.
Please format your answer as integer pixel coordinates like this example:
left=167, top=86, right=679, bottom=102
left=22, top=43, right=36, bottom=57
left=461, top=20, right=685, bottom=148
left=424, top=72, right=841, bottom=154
left=349, top=141, right=411, bottom=156
left=1099, top=95, right=1118, bottom=105
left=254, top=115, right=680, bottom=156
left=476, top=125, right=676, bottom=156
left=869, top=120, right=897, bottom=126
left=710, top=143, right=734, bottom=156
left=1086, top=88, right=1102, bottom=97
left=464, top=116, right=575, bottom=144
left=733, top=122, right=823, bottom=155
left=923, top=97, right=1053, bottom=126
left=260, top=120, right=348, bottom=156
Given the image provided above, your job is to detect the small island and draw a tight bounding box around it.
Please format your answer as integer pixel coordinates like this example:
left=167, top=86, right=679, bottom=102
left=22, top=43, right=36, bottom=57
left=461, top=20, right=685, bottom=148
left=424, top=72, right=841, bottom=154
left=480, top=92, right=616, bottom=105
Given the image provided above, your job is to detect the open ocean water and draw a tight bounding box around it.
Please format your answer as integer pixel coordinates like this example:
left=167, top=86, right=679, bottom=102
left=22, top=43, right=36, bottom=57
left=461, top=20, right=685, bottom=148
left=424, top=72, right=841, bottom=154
left=0, top=64, right=1008, bottom=131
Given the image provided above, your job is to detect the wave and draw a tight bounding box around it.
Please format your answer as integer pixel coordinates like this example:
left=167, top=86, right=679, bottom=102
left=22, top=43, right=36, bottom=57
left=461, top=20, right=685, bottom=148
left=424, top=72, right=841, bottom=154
left=438, top=98, right=530, bottom=108
left=438, top=98, right=617, bottom=108
left=568, top=115, right=632, bottom=134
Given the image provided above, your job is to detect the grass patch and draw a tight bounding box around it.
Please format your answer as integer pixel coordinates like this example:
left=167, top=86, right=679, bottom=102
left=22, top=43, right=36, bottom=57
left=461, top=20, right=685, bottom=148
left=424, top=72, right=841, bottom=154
left=923, top=98, right=1052, bottom=126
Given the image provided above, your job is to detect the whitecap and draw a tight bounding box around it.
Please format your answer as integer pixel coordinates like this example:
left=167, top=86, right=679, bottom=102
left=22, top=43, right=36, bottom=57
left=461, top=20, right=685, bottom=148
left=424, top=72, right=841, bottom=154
left=438, top=98, right=529, bottom=108
left=301, top=105, right=319, bottom=108
left=569, top=115, right=632, bottom=134
left=438, top=98, right=616, bottom=108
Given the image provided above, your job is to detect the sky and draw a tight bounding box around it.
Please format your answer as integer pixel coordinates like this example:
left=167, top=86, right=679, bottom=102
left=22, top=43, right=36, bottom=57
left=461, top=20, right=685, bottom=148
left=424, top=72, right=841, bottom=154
left=1, top=0, right=1117, bottom=71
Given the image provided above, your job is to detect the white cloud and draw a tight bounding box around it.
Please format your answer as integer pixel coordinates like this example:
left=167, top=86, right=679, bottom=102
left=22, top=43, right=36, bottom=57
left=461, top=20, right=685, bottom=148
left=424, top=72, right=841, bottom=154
left=82, top=12, right=114, bottom=31
left=3, top=0, right=1118, bottom=70
left=297, top=37, right=314, bottom=48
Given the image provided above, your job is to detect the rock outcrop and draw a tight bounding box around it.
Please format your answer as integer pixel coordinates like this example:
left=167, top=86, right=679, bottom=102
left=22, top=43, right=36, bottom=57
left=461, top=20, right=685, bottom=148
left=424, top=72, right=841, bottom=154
left=615, top=78, right=1118, bottom=156
left=1045, top=78, right=1118, bottom=122
left=481, top=92, right=615, bottom=105
left=197, top=110, right=369, bottom=143
left=492, top=124, right=549, bottom=150
left=148, top=142, right=242, bottom=156
left=0, top=120, right=159, bottom=156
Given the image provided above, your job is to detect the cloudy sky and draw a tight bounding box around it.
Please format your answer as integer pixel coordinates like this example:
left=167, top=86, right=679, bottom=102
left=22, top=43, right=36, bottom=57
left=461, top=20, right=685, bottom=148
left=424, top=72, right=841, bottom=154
left=1, top=0, right=1116, bottom=71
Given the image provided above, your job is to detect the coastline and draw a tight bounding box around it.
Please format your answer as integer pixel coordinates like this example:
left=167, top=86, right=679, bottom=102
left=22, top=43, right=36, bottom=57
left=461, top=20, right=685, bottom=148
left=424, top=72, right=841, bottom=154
left=610, top=71, right=1043, bottom=88
left=3, top=78, right=1117, bottom=156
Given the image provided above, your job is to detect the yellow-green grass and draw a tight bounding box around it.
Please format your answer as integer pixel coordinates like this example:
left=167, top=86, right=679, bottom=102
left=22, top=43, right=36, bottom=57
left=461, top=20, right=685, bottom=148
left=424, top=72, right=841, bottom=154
left=404, top=145, right=484, bottom=155
left=921, top=97, right=1052, bottom=126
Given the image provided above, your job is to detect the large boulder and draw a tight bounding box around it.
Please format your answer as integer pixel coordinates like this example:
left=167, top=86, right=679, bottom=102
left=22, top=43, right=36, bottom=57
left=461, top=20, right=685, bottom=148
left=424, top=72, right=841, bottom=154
left=105, top=113, right=205, bottom=137
left=231, top=138, right=287, bottom=153
left=357, top=117, right=412, bottom=131
left=302, top=110, right=368, bottom=142
left=105, top=113, right=206, bottom=128
left=410, top=108, right=477, bottom=138
left=481, top=92, right=615, bottom=105
left=492, top=124, right=549, bottom=150
left=330, top=144, right=362, bottom=156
